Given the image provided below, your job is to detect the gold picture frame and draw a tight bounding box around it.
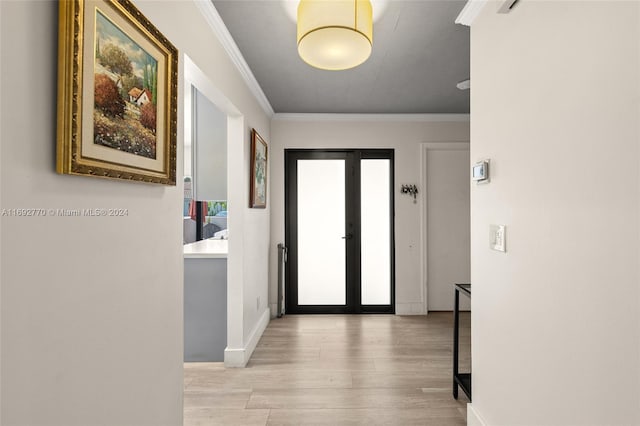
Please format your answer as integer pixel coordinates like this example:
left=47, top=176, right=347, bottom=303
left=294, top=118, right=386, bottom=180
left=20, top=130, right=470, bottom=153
left=57, top=0, right=178, bottom=185
left=249, top=129, right=268, bottom=208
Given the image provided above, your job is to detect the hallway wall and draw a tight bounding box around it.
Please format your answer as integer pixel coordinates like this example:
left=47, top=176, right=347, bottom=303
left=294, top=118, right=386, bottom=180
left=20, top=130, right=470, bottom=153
left=469, top=1, right=640, bottom=424
left=425, top=147, right=471, bottom=311
left=270, top=117, right=470, bottom=315
left=0, top=0, right=270, bottom=424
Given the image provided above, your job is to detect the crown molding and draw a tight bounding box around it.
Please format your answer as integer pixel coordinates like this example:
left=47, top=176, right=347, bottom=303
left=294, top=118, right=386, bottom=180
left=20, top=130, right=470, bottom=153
left=272, top=113, right=470, bottom=122
left=455, top=0, right=487, bottom=26
left=194, top=0, right=274, bottom=117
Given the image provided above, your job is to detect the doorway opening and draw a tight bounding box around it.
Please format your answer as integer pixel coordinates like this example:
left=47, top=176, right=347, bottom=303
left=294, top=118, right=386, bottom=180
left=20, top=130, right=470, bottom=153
left=285, top=149, right=395, bottom=314
left=182, top=54, right=246, bottom=368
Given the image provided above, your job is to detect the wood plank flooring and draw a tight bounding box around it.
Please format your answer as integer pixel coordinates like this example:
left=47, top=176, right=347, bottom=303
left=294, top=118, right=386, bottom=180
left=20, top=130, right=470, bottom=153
left=184, top=312, right=471, bottom=425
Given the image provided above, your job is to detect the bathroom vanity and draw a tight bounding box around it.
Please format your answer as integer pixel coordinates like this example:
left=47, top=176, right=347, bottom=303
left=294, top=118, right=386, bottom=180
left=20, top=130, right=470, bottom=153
left=183, top=239, right=228, bottom=362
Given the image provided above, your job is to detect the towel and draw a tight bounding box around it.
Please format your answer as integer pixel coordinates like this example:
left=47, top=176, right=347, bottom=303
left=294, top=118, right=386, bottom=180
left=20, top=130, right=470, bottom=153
left=189, top=200, right=208, bottom=222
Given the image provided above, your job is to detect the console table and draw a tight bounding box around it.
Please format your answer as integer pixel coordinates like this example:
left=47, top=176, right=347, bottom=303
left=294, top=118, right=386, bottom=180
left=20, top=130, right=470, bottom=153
left=453, top=283, right=471, bottom=401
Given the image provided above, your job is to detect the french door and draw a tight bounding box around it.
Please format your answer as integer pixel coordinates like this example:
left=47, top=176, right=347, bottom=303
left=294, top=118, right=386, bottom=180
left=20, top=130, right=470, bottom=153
left=285, top=149, right=395, bottom=314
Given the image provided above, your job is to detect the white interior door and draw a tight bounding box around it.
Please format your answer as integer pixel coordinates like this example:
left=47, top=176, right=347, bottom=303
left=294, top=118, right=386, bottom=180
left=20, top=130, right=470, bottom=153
left=426, top=147, right=471, bottom=311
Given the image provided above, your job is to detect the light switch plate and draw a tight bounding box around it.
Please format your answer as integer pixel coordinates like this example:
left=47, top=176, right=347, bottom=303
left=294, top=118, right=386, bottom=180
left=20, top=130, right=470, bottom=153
left=490, top=224, right=506, bottom=252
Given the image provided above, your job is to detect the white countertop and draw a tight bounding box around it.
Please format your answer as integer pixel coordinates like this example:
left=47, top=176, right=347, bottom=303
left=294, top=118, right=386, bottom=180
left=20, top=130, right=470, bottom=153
left=183, top=239, right=228, bottom=259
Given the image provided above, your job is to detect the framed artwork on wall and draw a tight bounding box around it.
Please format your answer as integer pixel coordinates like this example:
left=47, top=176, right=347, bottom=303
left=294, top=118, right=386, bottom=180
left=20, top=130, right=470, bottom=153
left=250, top=129, right=268, bottom=208
left=56, top=0, right=178, bottom=185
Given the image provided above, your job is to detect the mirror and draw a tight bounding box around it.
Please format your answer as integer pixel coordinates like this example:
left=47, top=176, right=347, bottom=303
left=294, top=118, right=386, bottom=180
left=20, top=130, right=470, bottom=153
left=183, top=86, right=228, bottom=244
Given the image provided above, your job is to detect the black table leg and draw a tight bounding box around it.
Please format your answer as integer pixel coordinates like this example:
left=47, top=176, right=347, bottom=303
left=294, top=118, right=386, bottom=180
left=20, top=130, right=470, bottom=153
left=453, top=288, right=460, bottom=399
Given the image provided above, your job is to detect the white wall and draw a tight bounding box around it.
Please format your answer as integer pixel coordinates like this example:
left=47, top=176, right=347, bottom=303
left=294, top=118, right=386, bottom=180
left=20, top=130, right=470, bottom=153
left=0, top=1, right=271, bottom=425
left=135, top=1, right=272, bottom=367
left=270, top=117, right=469, bottom=315
left=425, top=146, right=471, bottom=311
left=470, top=1, right=640, bottom=425
left=1, top=2, right=183, bottom=424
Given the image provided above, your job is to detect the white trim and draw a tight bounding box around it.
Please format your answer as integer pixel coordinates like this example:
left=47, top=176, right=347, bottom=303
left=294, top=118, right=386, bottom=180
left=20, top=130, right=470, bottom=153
left=245, top=308, right=271, bottom=360
left=422, top=142, right=470, bottom=151
left=272, top=113, right=470, bottom=122
left=224, top=308, right=270, bottom=367
left=455, top=0, right=488, bottom=26
left=467, top=404, right=488, bottom=426
left=184, top=55, right=248, bottom=368
left=184, top=55, right=242, bottom=117
left=194, top=0, right=274, bottom=117
left=420, top=142, right=470, bottom=314
left=226, top=114, right=246, bottom=355
left=419, top=145, right=428, bottom=314
left=184, top=54, right=242, bottom=202
left=223, top=348, right=245, bottom=368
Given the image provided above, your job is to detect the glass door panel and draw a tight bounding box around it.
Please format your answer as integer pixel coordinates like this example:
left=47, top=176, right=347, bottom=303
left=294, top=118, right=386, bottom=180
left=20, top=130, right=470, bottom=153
left=360, top=159, right=391, bottom=305
left=297, top=160, right=346, bottom=305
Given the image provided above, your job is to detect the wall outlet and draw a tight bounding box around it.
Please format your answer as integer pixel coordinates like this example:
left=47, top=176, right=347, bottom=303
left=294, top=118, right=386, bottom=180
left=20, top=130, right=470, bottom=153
left=490, top=224, right=506, bottom=252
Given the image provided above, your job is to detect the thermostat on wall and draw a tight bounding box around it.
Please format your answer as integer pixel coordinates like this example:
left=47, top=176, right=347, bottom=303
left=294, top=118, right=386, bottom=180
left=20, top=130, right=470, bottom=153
left=472, top=160, right=490, bottom=184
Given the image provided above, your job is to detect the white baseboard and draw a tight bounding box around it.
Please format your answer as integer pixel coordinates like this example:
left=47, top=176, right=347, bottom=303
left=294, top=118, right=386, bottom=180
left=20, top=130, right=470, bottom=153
left=224, top=308, right=270, bottom=368
left=467, top=404, right=488, bottom=426
left=269, top=303, right=277, bottom=318
left=395, top=302, right=426, bottom=315
left=223, top=347, right=245, bottom=367
left=246, top=308, right=270, bottom=359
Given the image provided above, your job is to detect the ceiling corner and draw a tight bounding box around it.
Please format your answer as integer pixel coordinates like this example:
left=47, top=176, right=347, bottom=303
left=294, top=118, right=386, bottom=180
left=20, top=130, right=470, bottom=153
left=194, top=0, right=275, bottom=117
left=272, top=113, right=471, bottom=123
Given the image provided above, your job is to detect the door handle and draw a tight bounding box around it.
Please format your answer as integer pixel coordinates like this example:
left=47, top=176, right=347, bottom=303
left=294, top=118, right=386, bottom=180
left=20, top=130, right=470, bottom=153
left=341, top=233, right=353, bottom=240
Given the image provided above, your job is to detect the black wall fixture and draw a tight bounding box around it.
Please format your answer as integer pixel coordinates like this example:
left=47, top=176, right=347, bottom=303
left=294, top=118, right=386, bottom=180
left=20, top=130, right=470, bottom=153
left=400, top=184, right=418, bottom=202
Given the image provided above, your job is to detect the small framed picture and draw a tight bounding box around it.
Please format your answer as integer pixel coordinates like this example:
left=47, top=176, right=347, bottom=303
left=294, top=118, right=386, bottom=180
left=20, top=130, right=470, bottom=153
left=250, top=129, right=268, bottom=208
left=56, top=0, right=178, bottom=185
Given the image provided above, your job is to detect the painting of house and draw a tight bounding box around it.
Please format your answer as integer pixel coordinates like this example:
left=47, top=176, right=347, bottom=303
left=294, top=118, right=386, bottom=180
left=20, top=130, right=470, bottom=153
left=127, top=87, right=152, bottom=106
left=93, top=10, right=158, bottom=159
left=128, top=87, right=142, bottom=103
left=135, top=89, right=152, bottom=107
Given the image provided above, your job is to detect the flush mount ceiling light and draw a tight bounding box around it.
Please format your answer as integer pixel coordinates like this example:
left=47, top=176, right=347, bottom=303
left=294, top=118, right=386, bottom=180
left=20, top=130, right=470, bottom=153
left=297, top=0, right=373, bottom=71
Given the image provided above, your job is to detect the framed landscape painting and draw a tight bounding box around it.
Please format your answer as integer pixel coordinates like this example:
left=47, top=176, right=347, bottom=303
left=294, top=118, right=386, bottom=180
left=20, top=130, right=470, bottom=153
left=57, top=0, right=178, bottom=185
left=250, top=129, right=268, bottom=208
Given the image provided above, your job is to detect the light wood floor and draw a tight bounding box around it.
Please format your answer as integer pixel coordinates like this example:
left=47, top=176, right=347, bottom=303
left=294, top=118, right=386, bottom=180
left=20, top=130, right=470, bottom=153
left=184, top=312, right=471, bottom=426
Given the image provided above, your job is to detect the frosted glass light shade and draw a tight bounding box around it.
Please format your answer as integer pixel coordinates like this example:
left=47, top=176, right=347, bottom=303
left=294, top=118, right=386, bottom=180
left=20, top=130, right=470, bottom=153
left=297, top=0, right=373, bottom=70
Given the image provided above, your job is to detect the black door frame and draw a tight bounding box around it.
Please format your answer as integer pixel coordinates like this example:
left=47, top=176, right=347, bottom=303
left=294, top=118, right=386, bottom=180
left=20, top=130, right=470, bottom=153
left=284, top=149, right=395, bottom=314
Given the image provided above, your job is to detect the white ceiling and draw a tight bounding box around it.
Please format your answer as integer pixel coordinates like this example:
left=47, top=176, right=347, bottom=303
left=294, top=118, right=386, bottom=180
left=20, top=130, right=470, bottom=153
left=212, top=0, right=470, bottom=114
